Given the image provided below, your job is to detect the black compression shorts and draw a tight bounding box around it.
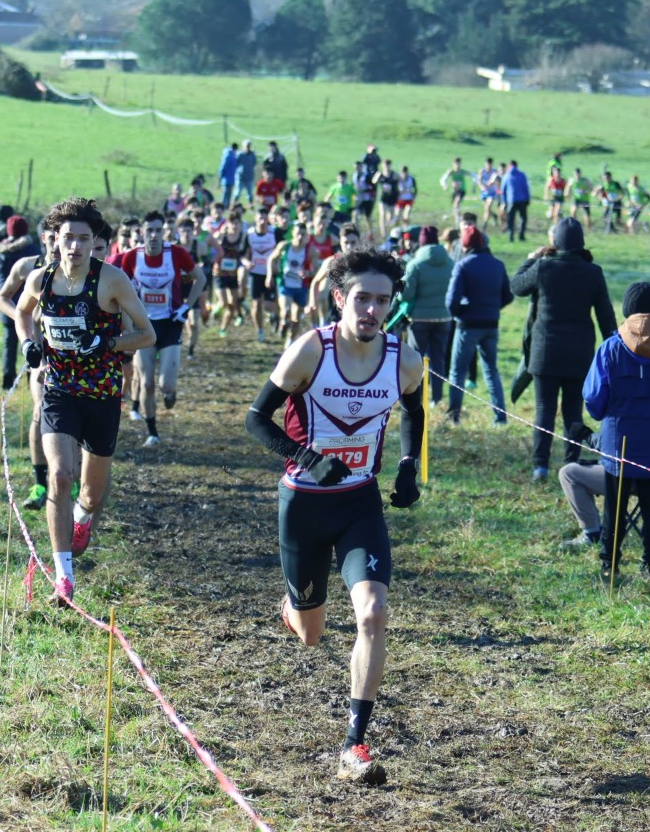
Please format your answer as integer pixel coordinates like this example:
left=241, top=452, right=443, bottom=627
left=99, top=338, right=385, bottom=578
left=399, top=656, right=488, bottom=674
left=357, top=200, right=375, bottom=218
left=151, top=317, right=183, bottom=350
left=278, top=479, right=391, bottom=610
left=41, top=387, right=121, bottom=457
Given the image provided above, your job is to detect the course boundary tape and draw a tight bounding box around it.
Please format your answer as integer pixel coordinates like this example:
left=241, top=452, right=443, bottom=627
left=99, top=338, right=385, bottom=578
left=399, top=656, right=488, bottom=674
left=1, top=367, right=273, bottom=832
left=428, top=365, right=650, bottom=476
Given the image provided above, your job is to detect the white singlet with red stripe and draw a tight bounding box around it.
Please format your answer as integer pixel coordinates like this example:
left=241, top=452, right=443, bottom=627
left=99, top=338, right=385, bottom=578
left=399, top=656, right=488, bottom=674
left=283, top=323, right=401, bottom=493
left=134, top=244, right=176, bottom=320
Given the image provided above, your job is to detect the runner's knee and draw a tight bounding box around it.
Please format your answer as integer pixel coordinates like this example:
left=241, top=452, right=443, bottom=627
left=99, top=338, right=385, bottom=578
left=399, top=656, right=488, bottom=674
left=50, top=465, right=74, bottom=496
left=355, top=596, right=387, bottom=636
left=297, top=620, right=325, bottom=647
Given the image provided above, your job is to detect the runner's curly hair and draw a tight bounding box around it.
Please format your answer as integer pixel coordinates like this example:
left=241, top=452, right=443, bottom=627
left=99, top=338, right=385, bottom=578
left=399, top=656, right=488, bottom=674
left=45, top=197, right=104, bottom=235
left=327, top=246, right=404, bottom=299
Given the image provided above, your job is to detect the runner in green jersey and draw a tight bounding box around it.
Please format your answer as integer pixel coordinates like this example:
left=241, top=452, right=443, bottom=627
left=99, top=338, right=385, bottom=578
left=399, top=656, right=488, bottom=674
left=626, top=175, right=650, bottom=233
left=440, top=158, right=477, bottom=226
left=565, top=168, right=593, bottom=229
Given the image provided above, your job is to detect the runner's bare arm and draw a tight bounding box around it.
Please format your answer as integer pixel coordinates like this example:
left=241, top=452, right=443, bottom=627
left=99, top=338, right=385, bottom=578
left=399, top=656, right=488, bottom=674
left=0, top=255, right=37, bottom=319
left=399, top=342, right=424, bottom=396
left=182, top=264, right=207, bottom=309
left=106, top=268, right=156, bottom=352
left=15, top=267, right=46, bottom=343
left=270, top=329, right=323, bottom=393
left=307, top=256, right=332, bottom=312
left=266, top=241, right=287, bottom=288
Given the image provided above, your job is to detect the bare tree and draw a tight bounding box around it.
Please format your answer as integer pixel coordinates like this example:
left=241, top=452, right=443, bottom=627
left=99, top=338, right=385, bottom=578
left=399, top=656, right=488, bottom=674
left=565, top=43, right=635, bottom=92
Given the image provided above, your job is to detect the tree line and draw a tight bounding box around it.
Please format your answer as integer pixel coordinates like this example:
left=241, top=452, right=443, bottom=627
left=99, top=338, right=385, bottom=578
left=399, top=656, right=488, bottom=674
left=19, top=0, right=650, bottom=83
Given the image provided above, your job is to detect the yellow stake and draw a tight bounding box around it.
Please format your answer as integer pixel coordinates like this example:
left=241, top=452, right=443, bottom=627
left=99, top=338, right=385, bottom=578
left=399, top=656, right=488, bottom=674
left=0, top=505, right=12, bottom=668
left=610, top=436, right=627, bottom=600
left=102, top=607, right=116, bottom=832
left=421, top=357, right=429, bottom=485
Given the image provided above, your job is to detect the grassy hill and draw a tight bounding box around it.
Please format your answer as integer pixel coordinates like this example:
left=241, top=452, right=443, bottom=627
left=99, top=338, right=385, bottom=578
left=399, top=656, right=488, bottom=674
left=2, top=46, right=650, bottom=224
left=1, top=55, right=650, bottom=832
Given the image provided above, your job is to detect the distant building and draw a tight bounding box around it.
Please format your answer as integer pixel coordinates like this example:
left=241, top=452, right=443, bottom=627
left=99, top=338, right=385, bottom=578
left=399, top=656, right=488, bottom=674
left=61, top=50, right=139, bottom=71
left=477, top=64, right=650, bottom=97
left=0, top=1, right=40, bottom=45
left=476, top=66, right=540, bottom=92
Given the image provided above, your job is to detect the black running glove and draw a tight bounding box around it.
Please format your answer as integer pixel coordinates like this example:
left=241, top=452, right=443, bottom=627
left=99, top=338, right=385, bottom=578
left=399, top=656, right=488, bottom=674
left=300, top=448, right=351, bottom=487
left=390, top=457, right=420, bottom=508
left=73, top=330, right=109, bottom=355
left=21, top=339, right=43, bottom=368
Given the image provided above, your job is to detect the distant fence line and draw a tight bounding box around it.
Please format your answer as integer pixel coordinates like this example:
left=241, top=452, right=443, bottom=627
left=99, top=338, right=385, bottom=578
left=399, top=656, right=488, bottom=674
left=42, top=80, right=300, bottom=153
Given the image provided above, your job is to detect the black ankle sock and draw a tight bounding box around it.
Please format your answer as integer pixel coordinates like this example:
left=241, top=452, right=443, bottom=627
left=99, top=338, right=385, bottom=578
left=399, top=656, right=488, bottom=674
left=146, top=417, right=158, bottom=438
left=343, top=698, right=375, bottom=751
left=131, top=400, right=140, bottom=413
left=33, top=464, right=48, bottom=488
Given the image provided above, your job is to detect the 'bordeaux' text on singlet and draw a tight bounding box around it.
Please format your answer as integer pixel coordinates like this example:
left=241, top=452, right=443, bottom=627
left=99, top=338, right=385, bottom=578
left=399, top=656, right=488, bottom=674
left=283, top=324, right=401, bottom=492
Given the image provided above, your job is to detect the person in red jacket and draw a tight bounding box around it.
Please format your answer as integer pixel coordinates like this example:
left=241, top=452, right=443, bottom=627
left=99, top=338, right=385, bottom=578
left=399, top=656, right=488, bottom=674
left=255, top=165, right=285, bottom=209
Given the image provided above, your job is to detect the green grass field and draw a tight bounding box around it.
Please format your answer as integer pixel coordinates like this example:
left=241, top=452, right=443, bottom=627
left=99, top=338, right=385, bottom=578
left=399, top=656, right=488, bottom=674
left=2, top=53, right=650, bottom=831
left=3, top=46, right=650, bottom=224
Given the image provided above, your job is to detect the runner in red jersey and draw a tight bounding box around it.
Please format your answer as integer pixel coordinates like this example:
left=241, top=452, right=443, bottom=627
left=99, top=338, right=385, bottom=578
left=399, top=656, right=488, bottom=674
left=308, top=210, right=339, bottom=326
left=121, top=210, right=205, bottom=447
left=255, top=166, right=285, bottom=209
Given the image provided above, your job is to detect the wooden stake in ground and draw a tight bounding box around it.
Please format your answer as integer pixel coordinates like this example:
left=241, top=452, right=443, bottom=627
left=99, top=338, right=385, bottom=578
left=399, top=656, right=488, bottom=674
left=421, top=356, right=429, bottom=485
left=610, top=436, right=627, bottom=600
left=0, top=505, right=13, bottom=668
left=102, top=607, right=116, bottom=832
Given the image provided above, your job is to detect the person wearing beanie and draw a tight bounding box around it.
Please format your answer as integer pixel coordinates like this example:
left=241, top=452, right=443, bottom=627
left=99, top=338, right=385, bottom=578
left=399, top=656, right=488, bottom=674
left=0, top=215, right=40, bottom=389
left=511, top=218, right=616, bottom=482
left=583, top=282, right=650, bottom=579
left=401, top=228, right=453, bottom=405
left=444, top=226, right=513, bottom=424
left=418, top=225, right=438, bottom=247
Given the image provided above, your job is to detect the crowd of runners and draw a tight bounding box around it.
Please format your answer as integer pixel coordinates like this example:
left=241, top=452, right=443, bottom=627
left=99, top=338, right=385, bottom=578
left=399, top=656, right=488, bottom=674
left=1, top=137, right=649, bottom=787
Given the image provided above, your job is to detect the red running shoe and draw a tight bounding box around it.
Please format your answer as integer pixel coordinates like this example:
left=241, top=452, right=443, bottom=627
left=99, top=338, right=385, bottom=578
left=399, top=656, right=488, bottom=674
left=72, top=519, right=92, bottom=556
left=337, top=744, right=387, bottom=785
left=49, top=577, right=74, bottom=608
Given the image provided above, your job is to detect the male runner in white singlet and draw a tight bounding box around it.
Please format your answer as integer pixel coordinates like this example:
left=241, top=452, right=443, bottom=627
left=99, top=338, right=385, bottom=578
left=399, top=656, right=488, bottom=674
left=246, top=247, right=423, bottom=785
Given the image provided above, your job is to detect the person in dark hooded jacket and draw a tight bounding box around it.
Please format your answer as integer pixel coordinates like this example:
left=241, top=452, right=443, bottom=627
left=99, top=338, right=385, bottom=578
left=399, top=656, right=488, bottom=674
left=401, top=226, right=453, bottom=405
left=583, top=282, right=650, bottom=579
left=511, top=217, right=616, bottom=481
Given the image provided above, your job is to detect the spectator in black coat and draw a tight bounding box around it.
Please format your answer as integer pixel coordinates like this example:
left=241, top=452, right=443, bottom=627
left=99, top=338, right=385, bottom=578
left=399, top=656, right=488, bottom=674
left=511, top=217, right=616, bottom=482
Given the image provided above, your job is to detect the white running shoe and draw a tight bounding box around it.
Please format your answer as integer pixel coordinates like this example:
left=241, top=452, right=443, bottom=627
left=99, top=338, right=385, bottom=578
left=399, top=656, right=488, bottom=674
left=143, top=435, right=160, bottom=448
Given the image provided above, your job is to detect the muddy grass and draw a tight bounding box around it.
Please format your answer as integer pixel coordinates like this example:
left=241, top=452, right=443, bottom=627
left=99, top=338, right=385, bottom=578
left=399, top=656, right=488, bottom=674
left=7, top=321, right=650, bottom=832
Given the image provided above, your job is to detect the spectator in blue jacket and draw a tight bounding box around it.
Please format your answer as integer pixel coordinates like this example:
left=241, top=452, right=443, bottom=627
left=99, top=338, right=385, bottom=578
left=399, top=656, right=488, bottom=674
left=583, top=281, right=650, bottom=579
left=218, top=142, right=239, bottom=208
left=501, top=160, right=530, bottom=242
left=234, top=140, right=257, bottom=207
left=445, top=226, right=513, bottom=423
